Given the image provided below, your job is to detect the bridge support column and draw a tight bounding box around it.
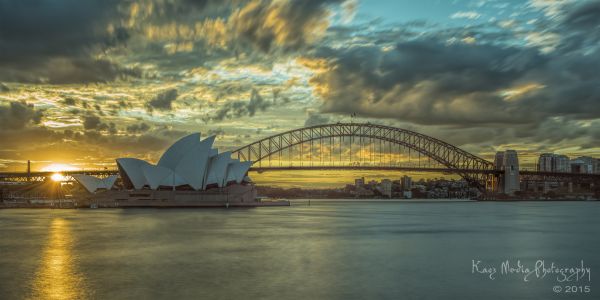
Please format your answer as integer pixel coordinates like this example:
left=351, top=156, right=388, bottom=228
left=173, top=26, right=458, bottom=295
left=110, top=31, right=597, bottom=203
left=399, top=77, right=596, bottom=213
left=568, top=182, right=573, bottom=193
left=495, top=174, right=504, bottom=193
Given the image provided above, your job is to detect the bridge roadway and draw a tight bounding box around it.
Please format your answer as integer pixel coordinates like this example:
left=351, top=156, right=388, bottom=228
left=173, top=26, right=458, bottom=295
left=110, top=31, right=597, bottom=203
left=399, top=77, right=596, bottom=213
left=0, top=167, right=492, bottom=181
left=1, top=167, right=598, bottom=183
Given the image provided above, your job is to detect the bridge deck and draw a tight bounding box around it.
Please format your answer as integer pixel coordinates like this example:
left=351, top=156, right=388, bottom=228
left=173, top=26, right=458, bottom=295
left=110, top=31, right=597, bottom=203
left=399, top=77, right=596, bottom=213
left=1, top=168, right=598, bottom=180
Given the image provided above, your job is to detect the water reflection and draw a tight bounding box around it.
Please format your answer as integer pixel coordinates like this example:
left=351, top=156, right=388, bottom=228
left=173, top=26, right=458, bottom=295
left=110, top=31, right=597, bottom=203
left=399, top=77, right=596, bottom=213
left=30, top=218, right=87, bottom=300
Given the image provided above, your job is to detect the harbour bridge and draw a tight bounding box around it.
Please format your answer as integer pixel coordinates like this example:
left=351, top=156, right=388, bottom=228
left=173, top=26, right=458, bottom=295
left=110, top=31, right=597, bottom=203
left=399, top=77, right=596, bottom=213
left=1, top=123, right=598, bottom=193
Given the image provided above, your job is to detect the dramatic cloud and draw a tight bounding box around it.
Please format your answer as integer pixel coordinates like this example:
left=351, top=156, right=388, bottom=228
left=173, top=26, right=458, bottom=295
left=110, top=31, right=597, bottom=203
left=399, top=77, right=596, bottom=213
left=83, top=115, right=102, bottom=130
left=132, top=0, right=353, bottom=68
left=0, top=126, right=176, bottom=164
left=147, top=89, right=179, bottom=110
left=207, top=128, right=226, bottom=136
left=309, top=40, right=549, bottom=125
left=0, top=0, right=138, bottom=83
left=0, top=101, right=43, bottom=130
left=0, top=0, right=353, bottom=84
left=562, top=1, right=600, bottom=29
left=126, top=122, right=151, bottom=133
left=230, top=0, right=349, bottom=52
left=308, top=10, right=600, bottom=129
left=213, top=88, right=272, bottom=121
left=304, top=112, right=330, bottom=127
left=62, top=98, right=77, bottom=106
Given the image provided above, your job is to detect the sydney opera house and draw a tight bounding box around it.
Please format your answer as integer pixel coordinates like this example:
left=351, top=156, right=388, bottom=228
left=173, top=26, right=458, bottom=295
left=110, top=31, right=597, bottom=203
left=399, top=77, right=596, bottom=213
left=72, top=133, right=285, bottom=207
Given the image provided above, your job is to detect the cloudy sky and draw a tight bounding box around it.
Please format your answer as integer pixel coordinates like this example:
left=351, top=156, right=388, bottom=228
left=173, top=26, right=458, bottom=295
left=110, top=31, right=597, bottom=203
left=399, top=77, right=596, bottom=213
left=0, top=0, right=599, bottom=185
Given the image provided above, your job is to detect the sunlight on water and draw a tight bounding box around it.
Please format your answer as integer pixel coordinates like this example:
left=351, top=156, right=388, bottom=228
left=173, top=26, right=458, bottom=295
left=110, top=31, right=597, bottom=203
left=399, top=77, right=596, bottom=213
left=0, top=203, right=593, bottom=299
left=29, top=218, right=88, bottom=300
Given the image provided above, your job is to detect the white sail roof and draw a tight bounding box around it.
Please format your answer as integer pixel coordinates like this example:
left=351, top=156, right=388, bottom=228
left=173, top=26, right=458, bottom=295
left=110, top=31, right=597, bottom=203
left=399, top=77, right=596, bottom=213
left=142, top=164, right=175, bottom=190
left=225, top=159, right=239, bottom=184
left=116, top=158, right=150, bottom=189
left=72, top=174, right=117, bottom=193
left=116, top=133, right=252, bottom=191
left=225, top=160, right=252, bottom=184
left=205, top=151, right=231, bottom=188
left=174, top=135, right=215, bottom=190
left=159, top=172, right=187, bottom=188
left=233, top=161, right=253, bottom=183
left=157, top=133, right=200, bottom=169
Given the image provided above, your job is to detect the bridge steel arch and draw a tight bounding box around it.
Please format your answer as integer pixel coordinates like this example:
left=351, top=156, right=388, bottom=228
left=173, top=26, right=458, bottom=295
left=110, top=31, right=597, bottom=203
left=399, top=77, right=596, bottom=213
left=231, top=123, right=495, bottom=190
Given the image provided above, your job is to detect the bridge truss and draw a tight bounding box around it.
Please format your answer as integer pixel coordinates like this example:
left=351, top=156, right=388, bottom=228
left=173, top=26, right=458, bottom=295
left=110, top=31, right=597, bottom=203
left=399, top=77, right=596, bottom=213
left=232, top=123, right=497, bottom=190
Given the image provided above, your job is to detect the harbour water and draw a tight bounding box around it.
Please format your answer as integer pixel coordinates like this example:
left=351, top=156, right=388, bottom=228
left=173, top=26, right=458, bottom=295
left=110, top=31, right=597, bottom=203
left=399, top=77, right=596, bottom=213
left=0, top=200, right=598, bottom=299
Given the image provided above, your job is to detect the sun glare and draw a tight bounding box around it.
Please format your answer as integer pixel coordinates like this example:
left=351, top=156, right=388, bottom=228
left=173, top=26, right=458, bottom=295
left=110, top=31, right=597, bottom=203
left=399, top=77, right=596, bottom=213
left=41, top=163, right=79, bottom=172
left=51, top=173, right=66, bottom=182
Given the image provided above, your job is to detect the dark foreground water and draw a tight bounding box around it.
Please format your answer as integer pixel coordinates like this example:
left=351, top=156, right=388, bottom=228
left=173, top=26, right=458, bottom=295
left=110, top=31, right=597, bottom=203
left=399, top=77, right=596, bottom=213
left=0, top=200, right=598, bottom=300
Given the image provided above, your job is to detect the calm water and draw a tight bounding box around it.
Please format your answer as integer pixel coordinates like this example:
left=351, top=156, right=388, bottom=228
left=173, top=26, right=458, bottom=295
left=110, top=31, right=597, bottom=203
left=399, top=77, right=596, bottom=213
left=0, top=201, right=598, bottom=300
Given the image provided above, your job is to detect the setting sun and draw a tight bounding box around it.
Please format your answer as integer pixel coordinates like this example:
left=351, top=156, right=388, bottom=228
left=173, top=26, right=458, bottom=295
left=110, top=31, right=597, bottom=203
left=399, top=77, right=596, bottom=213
left=41, top=163, right=79, bottom=173
left=50, top=173, right=66, bottom=182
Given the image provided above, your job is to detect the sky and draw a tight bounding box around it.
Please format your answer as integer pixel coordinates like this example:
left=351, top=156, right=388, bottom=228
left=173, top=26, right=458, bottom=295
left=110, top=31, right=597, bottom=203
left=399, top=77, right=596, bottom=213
left=0, top=0, right=599, bottom=186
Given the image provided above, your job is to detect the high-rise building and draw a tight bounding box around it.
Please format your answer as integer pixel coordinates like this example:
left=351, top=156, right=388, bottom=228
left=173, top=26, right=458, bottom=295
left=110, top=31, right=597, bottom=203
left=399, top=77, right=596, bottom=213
left=554, top=155, right=570, bottom=172
left=355, top=177, right=365, bottom=188
left=538, top=153, right=554, bottom=172
left=502, top=150, right=520, bottom=195
left=381, top=179, right=392, bottom=198
left=401, top=175, right=412, bottom=191
left=538, top=153, right=570, bottom=172
left=571, top=156, right=595, bottom=174
left=569, top=159, right=585, bottom=173
left=570, top=159, right=585, bottom=173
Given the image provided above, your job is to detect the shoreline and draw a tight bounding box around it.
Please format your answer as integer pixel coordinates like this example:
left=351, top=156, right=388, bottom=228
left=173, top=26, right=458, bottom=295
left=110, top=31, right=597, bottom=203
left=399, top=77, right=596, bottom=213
left=1, top=198, right=596, bottom=209
left=287, top=198, right=598, bottom=202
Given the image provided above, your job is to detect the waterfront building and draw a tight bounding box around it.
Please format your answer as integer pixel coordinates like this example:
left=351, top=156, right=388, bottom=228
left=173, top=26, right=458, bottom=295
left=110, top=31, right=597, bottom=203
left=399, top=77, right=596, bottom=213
left=353, top=187, right=375, bottom=197
left=115, top=133, right=252, bottom=191
left=381, top=179, right=392, bottom=198
left=355, top=177, right=365, bottom=188
left=537, top=153, right=554, bottom=172
left=68, top=133, right=286, bottom=207
left=577, top=156, right=596, bottom=174
left=554, top=155, right=570, bottom=172
left=570, top=157, right=597, bottom=174
left=570, top=159, right=584, bottom=173
left=538, top=153, right=570, bottom=172
left=401, top=175, right=412, bottom=191
left=502, top=150, right=520, bottom=195
left=570, top=156, right=596, bottom=174
left=72, top=174, right=118, bottom=193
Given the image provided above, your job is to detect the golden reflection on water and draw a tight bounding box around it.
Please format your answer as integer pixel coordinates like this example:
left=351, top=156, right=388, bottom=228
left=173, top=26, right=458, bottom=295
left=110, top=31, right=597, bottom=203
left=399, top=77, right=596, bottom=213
left=30, top=218, right=88, bottom=300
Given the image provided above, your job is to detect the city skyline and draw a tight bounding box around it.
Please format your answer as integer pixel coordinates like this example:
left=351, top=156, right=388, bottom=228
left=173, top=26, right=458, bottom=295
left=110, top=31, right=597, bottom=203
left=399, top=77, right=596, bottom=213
left=1, top=0, right=599, bottom=187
